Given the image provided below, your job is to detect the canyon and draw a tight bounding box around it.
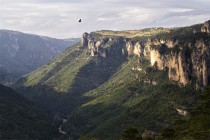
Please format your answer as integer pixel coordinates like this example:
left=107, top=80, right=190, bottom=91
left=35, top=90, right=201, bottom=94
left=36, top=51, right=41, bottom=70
left=81, top=20, right=210, bottom=90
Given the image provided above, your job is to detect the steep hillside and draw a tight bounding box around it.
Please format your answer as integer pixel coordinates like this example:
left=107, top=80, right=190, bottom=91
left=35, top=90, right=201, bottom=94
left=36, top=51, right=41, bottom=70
left=161, top=87, right=210, bottom=140
left=0, top=84, right=59, bottom=139
left=0, top=29, right=79, bottom=85
left=14, top=38, right=128, bottom=113
left=14, top=20, right=210, bottom=139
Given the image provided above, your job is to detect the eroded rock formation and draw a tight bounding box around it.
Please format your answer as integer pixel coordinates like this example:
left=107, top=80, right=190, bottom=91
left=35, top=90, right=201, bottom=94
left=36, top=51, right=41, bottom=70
left=81, top=32, right=89, bottom=47
left=81, top=20, right=210, bottom=90
left=168, top=51, right=190, bottom=86
left=201, top=20, right=210, bottom=33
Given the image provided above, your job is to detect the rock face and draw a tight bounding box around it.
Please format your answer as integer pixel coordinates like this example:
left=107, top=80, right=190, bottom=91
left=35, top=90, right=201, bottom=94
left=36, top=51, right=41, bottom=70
left=146, top=38, right=209, bottom=90
left=82, top=32, right=146, bottom=58
left=126, top=41, right=134, bottom=56
left=81, top=32, right=89, bottom=47
left=150, top=49, right=165, bottom=70
left=168, top=51, right=190, bottom=86
left=203, top=20, right=210, bottom=33
left=192, top=40, right=209, bottom=90
left=144, top=39, right=152, bottom=60
left=81, top=32, right=125, bottom=57
left=176, top=108, right=188, bottom=116
left=134, top=42, right=144, bottom=56
left=81, top=21, right=210, bottom=90
left=126, top=41, right=144, bottom=57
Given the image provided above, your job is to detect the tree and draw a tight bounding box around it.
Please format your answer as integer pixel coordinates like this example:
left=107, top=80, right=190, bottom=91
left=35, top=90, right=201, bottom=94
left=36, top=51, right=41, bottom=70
left=161, top=128, right=175, bottom=138
left=122, top=127, right=142, bottom=140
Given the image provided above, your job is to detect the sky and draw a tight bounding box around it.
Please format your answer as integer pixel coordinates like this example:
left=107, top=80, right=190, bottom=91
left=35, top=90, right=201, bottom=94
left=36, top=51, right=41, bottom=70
left=0, top=0, right=210, bottom=39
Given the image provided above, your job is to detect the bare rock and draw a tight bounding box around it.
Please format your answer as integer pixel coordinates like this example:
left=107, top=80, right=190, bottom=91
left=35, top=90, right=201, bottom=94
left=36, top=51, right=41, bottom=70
left=204, top=20, right=210, bottom=33
left=168, top=51, right=190, bottom=86
left=81, top=32, right=89, bottom=47
left=176, top=108, right=188, bottom=116
left=126, top=41, right=134, bottom=56
left=133, top=42, right=144, bottom=56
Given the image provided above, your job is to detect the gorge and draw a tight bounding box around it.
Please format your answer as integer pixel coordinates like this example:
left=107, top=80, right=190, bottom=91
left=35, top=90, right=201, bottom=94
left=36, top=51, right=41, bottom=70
left=12, top=20, right=210, bottom=139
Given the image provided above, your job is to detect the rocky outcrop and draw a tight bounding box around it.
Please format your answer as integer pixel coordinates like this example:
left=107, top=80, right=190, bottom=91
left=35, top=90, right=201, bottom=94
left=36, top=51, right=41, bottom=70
left=125, top=41, right=144, bottom=57
left=81, top=33, right=126, bottom=57
left=81, top=20, right=210, bottom=90
left=150, top=49, right=165, bottom=70
left=201, top=20, right=210, bottom=33
left=146, top=37, right=210, bottom=89
left=126, top=41, right=134, bottom=56
left=168, top=51, right=190, bottom=86
left=147, top=38, right=210, bottom=89
left=192, top=40, right=209, bottom=90
left=82, top=33, right=144, bottom=58
left=144, top=39, right=152, bottom=60
left=204, top=20, right=210, bottom=33
left=134, top=42, right=144, bottom=56
left=82, top=33, right=106, bottom=57
left=132, top=66, right=142, bottom=72
left=81, top=32, right=89, bottom=47
left=176, top=108, right=188, bottom=116
left=166, top=39, right=179, bottom=48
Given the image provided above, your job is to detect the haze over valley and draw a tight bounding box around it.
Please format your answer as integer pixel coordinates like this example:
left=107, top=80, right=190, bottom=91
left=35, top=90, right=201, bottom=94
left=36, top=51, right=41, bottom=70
left=1, top=0, right=210, bottom=140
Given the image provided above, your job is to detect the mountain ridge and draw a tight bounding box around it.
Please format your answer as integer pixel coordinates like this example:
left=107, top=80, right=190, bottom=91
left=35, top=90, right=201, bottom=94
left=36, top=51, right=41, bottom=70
left=0, top=29, right=80, bottom=85
left=13, top=20, right=210, bottom=139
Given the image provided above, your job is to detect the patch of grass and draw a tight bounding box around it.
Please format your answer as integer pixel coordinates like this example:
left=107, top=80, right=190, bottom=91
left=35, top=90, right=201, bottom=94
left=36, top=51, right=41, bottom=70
left=94, top=28, right=171, bottom=38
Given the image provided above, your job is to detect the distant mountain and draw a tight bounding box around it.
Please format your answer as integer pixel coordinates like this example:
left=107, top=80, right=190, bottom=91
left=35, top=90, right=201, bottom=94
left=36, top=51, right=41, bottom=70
left=0, top=84, right=59, bottom=139
left=14, top=20, right=210, bottom=139
left=0, top=29, right=80, bottom=85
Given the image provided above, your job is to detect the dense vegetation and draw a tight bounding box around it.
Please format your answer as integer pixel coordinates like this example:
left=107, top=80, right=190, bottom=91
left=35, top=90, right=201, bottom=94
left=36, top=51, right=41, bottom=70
left=0, top=84, right=59, bottom=139
left=13, top=21, right=210, bottom=139
left=14, top=45, right=197, bottom=139
left=95, top=28, right=171, bottom=38
left=161, top=87, right=210, bottom=140
left=63, top=58, right=196, bottom=139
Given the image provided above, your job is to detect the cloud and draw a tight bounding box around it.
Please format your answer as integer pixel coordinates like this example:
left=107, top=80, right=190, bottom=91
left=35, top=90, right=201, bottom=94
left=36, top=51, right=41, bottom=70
left=0, top=0, right=209, bottom=38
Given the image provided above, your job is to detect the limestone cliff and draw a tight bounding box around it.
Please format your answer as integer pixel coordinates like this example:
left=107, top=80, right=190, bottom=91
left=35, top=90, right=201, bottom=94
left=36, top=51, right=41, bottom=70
left=144, top=38, right=209, bottom=90
left=202, top=20, right=210, bottom=33
left=134, top=42, right=144, bottom=57
left=168, top=51, right=190, bottom=86
left=81, top=32, right=89, bottom=47
left=126, top=41, right=134, bottom=56
left=125, top=41, right=144, bottom=57
left=81, top=32, right=126, bottom=57
left=192, top=40, right=209, bottom=90
left=81, top=20, right=210, bottom=90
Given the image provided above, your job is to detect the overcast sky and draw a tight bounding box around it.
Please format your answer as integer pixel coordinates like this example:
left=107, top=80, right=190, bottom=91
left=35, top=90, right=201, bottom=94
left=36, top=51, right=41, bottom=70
left=0, top=0, right=210, bottom=39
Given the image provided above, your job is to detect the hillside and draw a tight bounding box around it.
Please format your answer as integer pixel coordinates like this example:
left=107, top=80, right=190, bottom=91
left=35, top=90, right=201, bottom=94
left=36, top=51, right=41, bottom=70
left=14, top=20, right=210, bottom=139
left=0, top=84, right=59, bottom=139
left=0, top=29, right=79, bottom=85
left=161, top=87, right=210, bottom=140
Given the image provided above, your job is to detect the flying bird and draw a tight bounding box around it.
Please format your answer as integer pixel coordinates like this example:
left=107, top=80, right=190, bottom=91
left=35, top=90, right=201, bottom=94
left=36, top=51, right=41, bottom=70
left=79, top=19, right=81, bottom=22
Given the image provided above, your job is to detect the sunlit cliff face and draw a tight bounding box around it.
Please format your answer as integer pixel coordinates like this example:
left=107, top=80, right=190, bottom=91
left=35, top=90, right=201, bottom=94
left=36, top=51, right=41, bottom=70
left=150, top=49, right=164, bottom=70
left=81, top=20, right=210, bottom=90
left=204, top=21, right=210, bottom=33
left=133, top=42, right=143, bottom=57
left=126, top=41, right=134, bottom=56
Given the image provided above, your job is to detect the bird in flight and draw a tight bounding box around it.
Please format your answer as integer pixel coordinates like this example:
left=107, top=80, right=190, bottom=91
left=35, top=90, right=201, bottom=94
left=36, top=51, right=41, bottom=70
left=79, top=19, right=81, bottom=22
